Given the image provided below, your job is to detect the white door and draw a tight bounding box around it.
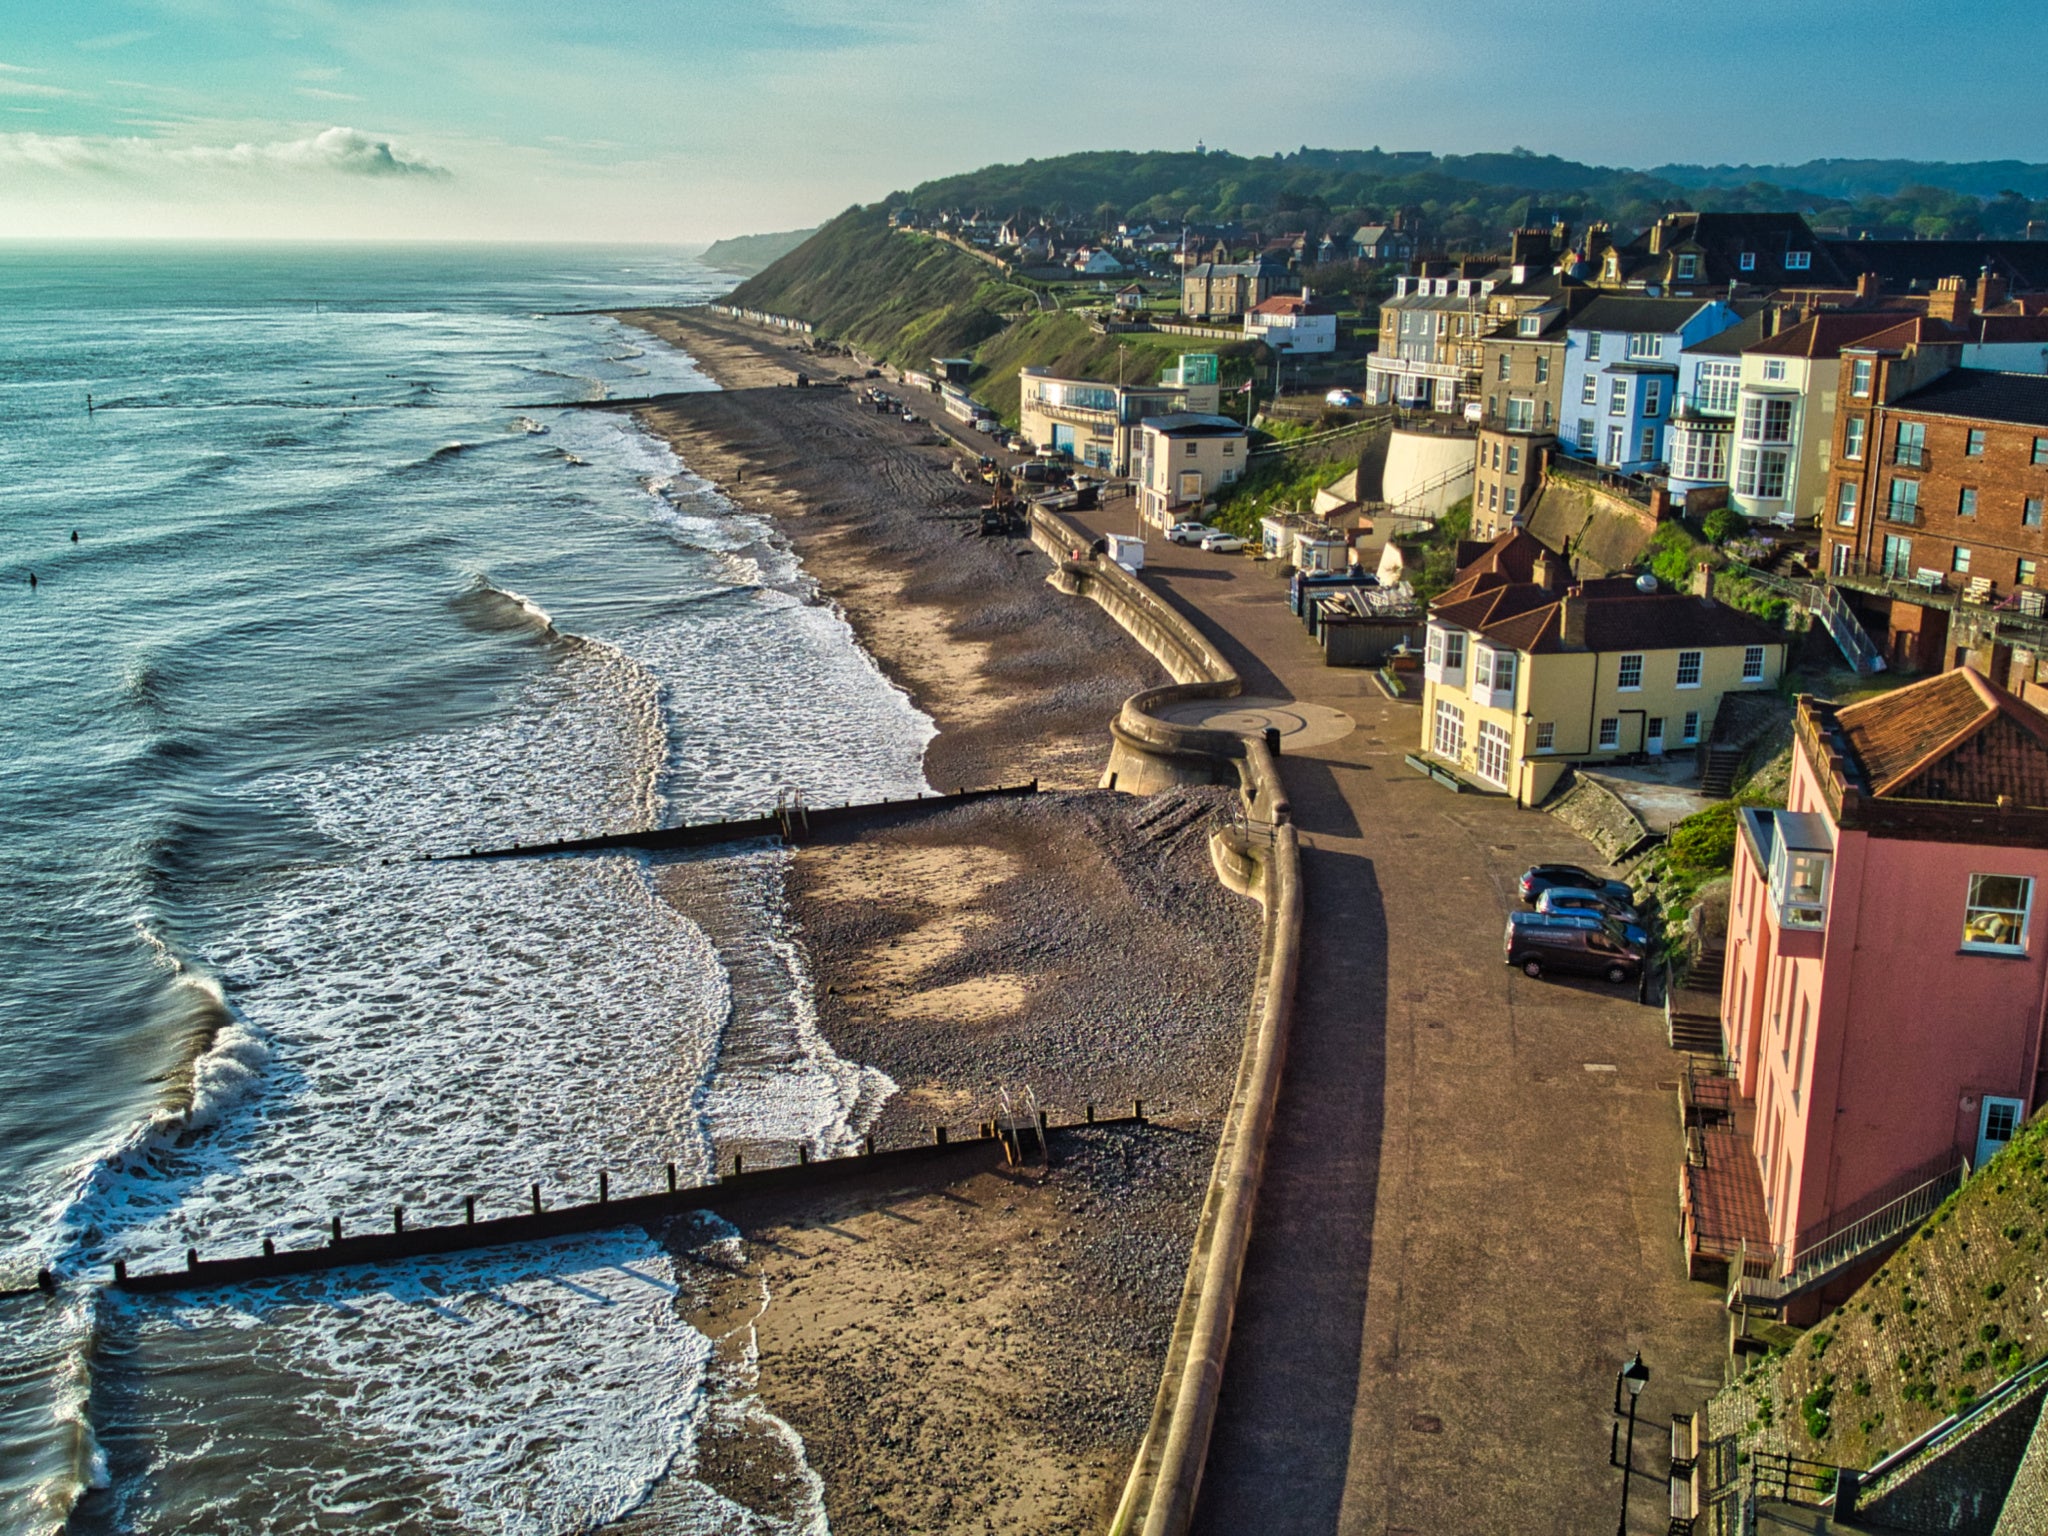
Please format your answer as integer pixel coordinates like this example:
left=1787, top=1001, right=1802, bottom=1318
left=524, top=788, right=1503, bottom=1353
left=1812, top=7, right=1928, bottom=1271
left=1978, top=1097, right=2026, bottom=1167
left=1647, top=717, right=1665, bottom=755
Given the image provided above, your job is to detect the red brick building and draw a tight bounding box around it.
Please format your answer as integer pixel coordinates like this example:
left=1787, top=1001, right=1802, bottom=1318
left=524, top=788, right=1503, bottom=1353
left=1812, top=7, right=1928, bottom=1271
left=1824, top=345, right=2048, bottom=677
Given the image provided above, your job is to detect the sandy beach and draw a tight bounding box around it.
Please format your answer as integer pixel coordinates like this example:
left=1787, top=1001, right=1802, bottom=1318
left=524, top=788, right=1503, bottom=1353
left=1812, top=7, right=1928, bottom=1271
left=608, top=308, right=1262, bottom=1533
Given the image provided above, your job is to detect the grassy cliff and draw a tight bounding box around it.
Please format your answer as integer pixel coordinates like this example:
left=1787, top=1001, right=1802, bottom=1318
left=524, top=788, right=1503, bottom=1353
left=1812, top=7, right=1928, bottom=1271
left=1714, top=1114, right=2048, bottom=1471
left=700, top=227, right=818, bottom=276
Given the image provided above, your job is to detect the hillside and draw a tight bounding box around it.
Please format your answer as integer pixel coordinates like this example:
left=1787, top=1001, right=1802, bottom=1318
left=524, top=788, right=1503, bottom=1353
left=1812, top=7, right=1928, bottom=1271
left=1713, top=1114, right=2048, bottom=1473
left=699, top=227, right=817, bottom=276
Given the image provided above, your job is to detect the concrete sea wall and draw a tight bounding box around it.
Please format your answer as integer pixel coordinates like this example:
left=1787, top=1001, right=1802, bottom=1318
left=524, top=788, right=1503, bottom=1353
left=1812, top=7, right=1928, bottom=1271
left=1027, top=505, right=1304, bottom=1536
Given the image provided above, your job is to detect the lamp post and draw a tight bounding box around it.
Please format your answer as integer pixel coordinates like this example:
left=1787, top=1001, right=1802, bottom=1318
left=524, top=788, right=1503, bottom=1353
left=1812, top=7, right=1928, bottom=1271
left=1614, top=1350, right=1651, bottom=1535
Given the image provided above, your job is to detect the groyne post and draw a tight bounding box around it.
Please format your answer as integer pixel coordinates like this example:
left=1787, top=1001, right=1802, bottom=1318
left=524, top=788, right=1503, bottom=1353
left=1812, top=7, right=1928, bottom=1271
left=666, top=1163, right=678, bottom=1192
left=330, top=1216, right=342, bottom=1246
left=599, top=1171, right=609, bottom=1203
left=530, top=1184, right=542, bottom=1216
left=465, top=1196, right=476, bottom=1225
left=394, top=1206, right=404, bottom=1235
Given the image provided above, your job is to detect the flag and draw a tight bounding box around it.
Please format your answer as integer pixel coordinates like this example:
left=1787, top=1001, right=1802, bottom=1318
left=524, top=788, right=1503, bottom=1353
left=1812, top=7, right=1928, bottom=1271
left=1237, top=379, right=1253, bottom=395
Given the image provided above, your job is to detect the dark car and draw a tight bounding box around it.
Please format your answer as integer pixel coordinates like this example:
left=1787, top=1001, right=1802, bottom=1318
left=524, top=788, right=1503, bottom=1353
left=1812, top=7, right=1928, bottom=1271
left=1536, top=885, right=1639, bottom=922
left=1518, top=864, right=1634, bottom=908
left=1504, top=910, right=1645, bottom=983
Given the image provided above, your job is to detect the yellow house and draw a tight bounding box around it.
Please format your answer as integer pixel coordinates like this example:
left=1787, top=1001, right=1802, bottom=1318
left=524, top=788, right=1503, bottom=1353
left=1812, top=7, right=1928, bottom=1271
left=1418, top=531, right=1789, bottom=805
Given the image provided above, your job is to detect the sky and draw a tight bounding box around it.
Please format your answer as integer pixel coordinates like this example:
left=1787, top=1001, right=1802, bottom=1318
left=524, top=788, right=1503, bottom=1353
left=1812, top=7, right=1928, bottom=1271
left=1, top=0, right=2044, bottom=244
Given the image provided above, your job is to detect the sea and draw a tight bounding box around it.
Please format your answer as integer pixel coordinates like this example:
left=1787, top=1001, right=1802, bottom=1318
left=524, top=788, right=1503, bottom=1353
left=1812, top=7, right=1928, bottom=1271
left=0, top=245, right=934, bottom=1534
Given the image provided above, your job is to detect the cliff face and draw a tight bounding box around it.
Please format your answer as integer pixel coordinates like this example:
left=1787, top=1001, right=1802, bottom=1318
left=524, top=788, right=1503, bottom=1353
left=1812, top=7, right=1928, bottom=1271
left=1523, top=478, right=1658, bottom=577
left=1709, top=1115, right=2048, bottom=1473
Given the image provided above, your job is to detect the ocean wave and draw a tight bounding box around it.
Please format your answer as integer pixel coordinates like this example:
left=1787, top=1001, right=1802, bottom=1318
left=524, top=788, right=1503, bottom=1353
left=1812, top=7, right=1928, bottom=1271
left=450, top=575, right=560, bottom=640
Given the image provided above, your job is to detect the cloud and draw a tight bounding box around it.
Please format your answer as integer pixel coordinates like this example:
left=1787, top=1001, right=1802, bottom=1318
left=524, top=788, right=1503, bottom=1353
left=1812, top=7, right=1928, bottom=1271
left=297, top=86, right=361, bottom=102
left=75, top=31, right=155, bottom=52
left=0, top=125, right=449, bottom=178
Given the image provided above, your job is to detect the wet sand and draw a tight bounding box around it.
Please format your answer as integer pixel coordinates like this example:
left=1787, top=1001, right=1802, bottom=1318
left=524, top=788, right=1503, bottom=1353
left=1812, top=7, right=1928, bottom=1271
left=609, top=309, right=1260, bottom=1534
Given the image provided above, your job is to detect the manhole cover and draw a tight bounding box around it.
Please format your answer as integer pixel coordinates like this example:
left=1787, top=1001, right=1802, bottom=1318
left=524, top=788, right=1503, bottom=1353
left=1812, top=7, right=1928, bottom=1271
left=1408, top=1414, right=1443, bottom=1434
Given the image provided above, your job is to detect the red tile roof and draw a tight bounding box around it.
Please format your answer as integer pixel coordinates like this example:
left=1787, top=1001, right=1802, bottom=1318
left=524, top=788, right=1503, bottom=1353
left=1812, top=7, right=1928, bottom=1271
left=1746, top=311, right=1920, bottom=359
left=1833, top=669, right=2048, bottom=805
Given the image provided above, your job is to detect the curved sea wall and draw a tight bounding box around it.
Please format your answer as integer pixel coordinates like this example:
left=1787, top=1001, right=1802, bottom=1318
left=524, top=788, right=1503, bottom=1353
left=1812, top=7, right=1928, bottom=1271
left=1026, top=505, right=1303, bottom=1536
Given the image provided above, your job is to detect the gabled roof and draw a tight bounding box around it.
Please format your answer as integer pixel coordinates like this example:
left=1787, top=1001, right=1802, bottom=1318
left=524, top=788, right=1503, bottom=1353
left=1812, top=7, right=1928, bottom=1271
left=1890, top=369, right=2048, bottom=430
left=1249, top=294, right=1334, bottom=317
left=1746, top=311, right=1920, bottom=359
left=1570, top=295, right=1727, bottom=336
left=1833, top=669, right=2048, bottom=804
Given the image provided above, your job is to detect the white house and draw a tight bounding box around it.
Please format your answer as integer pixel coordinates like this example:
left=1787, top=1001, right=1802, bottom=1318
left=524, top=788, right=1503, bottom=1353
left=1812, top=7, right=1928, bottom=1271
left=1244, top=292, right=1337, bottom=354
left=1135, top=413, right=1248, bottom=530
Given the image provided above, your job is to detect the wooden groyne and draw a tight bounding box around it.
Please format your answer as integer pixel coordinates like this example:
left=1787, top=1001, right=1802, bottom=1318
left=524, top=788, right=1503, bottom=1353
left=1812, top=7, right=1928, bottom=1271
left=427, top=783, right=1037, bottom=862
left=109, top=1107, right=1150, bottom=1297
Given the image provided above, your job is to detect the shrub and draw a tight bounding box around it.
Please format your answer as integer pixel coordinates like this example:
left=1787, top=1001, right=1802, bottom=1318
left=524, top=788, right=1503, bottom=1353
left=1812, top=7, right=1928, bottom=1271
left=1703, top=506, right=1743, bottom=544
left=1669, top=802, right=1739, bottom=871
left=1802, top=1379, right=1836, bottom=1440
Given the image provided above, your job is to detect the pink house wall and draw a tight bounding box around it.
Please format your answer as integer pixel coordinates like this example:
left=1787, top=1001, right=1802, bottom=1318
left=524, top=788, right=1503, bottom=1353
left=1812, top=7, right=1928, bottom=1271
left=1722, top=747, right=2048, bottom=1261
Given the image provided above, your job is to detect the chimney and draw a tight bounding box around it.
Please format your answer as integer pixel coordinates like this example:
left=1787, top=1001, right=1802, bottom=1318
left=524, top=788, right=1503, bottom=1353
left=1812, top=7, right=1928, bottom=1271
left=1533, top=548, right=1565, bottom=593
left=1929, top=276, right=1969, bottom=325
left=1855, top=271, right=1882, bottom=303
left=1692, top=560, right=1714, bottom=600
left=1559, top=591, right=1586, bottom=647
left=1978, top=268, right=2010, bottom=314
left=1647, top=218, right=1666, bottom=256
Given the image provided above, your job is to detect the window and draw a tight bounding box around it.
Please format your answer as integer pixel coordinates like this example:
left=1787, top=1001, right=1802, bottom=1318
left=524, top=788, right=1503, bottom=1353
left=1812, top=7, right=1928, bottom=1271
left=1535, top=354, right=1549, bottom=385
left=1618, top=653, right=1644, bottom=690
left=1442, top=630, right=1465, bottom=672
left=1843, top=417, right=1866, bottom=459
left=1741, top=395, right=1794, bottom=444
left=1676, top=650, right=1703, bottom=688
left=2035, top=437, right=2048, bottom=466
left=1895, top=421, right=1925, bottom=466
left=1887, top=478, right=1920, bottom=522
left=1505, top=397, right=1534, bottom=430
left=1472, top=646, right=1493, bottom=691
left=1643, top=379, right=1663, bottom=416
left=1475, top=720, right=1513, bottom=787
left=1506, top=445, right=1521, bottom=475
left=1577, top=417, right=1595, bottom=450
left=1606, top=426, right=1626, bottom=464
left=1763, top=358, right=1787, bottom=381
left=1534, top=720, right=1556, bottom=751
left=1786, top=250, right=1811, bottom=270
left=1682, top=710, right=1700, bottom=744
left=1774, top=846, right=1830, bottom=929
left=1696, top=361, right=1741, bottom=413
left=1432, top=697, right=1465, bottom=760
left=1492, top=649, right=1516, bottom=695
left=1426, top=627, right=1442, bottom=667
left=1953, top=546, right=1972, bottom=575
left=1491, top=441, right=1502, bottom=469
left=1743, top=645, right=1767, bottom=682
left=1968, top=428, right=1987, bottom=456
left=1184, top=441, right=1198, bottom=456
left=1851, top=357, right=1874, bottom=397
left=1581, top=375, right=1598, bottom=406
left=1835, top=481, right=1859, bottom=527
left=1518, top=314, right=1541, bottom=336
left=1639, top=427, right=1658, bottom=462
left=1739, top=251, right=1756, bottom=271
left=1673, top=428, right=1727, bottom=483
left=1609, top=377, right=1629, bottom=415
left=2021, top=559, right=2038, bottom=587
left=1959, top=486, right=1978, bottom=517
left=1597, top=717, right=1620, bottom=749
left=1488, top=482, right=1499, bottom=511
left=1503, top=486, right=1519, bottom=515
left=1497, top=352, right=1511, bottom=380
left=1587, top=332, right=1602, bottom=360
left=1882, top=534, right=1913, bottom=579
left=1223, top=441, right=1235, bottom=456
left=2027, top=497, right=2044, bottom=528
left=1963, top=874, right=2033, bottom=953
left=1736, top=446, right=1790, bottom=499
left=1628, top=333, right=1663, bottom=359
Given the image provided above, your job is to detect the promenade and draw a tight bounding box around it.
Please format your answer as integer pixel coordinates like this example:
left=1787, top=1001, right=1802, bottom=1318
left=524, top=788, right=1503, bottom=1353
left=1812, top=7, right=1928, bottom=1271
left=1065, top=503, right=1727, bottom=1535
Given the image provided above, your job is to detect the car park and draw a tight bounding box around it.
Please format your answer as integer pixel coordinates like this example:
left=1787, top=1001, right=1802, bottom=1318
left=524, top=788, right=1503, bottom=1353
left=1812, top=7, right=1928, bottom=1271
left=1167, top=521, right=1217, bottom=545
left=1199, top=532, right=1247, bottom=553
left=1536, top=886, right=1639, bottom=921
left=1518, top=864, right=1633, bottom=908
left=1504, top=910, right=1645, bottom=983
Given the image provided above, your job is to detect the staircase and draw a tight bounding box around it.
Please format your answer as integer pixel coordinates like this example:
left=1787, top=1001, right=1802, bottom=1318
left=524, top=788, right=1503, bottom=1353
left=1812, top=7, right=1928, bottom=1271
left=1729, top=1152, right=1969, bottom=1313
left=1698, top=745, right=1745, bottom=798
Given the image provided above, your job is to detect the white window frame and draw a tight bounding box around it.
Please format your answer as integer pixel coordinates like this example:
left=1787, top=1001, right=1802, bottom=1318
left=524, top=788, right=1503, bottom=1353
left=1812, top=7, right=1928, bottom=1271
left=1627, top=333, right=1663, bottom=360
left=1475, top=720, right=1513, bottom=787
left=1763, top=358, right=1787, bottom=381
left=1785, top=250, right=1811, bottom=271
left=1617, top=653, right=1644, bottom=690
left=1743, top=645, right=1767, bottom=682
left=1835, top=481, right=1858, bottom=527
left=1586, top=332, right=1603, bottom=360
left=1534, top=720, right=1556, bottom=751
left=1682, top=709, right=1700, bottom=744
left=1609, top=377, right=1629, bottom=416
left=1851, top=357, right=1873, bottom=397
left=1843, top=417, right=1866, bottom=460
left=1963, top=874, right=2033, bottom=954
left=1597, top=717, right=1620, bottom=750
left=1581, top=375, right=1598, bottom=406
left=1643, top=379, right=1663, bottom=416
left=1739, top=252, right=1757, bottom=272
left=1433, top=697, right=1465, bottom=760
left=1676, top=650, right=1703, bottom=688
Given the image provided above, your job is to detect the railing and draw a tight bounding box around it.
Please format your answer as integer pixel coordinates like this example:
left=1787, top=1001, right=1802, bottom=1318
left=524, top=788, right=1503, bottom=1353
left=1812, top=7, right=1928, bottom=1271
left=1729, top=1151, right=1967, bottom=1308
left=1546, top=450, right=1664, bottom=508
left=1746, top=1449, right=1839, bottom=1509
left=1851, top=1354, right=2048, bottom=1494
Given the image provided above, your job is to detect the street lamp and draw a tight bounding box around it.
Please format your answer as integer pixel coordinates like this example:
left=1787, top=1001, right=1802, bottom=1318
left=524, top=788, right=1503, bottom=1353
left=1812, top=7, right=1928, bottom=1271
left=1614, top=1351, right=1651, bottom=1535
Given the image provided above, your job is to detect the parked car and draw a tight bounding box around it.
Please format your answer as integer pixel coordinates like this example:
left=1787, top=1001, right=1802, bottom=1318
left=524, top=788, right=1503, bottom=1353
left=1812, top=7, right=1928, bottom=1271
left=1504, top=911, right=1645, bottom=983
left=1200, top=532, right=1247, bottom=553
left=1325, top=389, right=1363, bottom=407
left=1518, top=864, right=1633, bottom=908
left=1167, top=521, right=1217, bottom=545
left=1536, top=886, right=1639, bottom=922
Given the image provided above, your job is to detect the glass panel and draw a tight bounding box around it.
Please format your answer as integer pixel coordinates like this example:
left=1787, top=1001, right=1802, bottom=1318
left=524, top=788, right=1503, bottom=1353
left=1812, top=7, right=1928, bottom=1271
left=1964, top=874, right=2032, bottom=950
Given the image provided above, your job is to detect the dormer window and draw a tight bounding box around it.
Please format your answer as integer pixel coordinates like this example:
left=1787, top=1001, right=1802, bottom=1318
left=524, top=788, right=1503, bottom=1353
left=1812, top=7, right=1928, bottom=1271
left=1519, top=315, right=1541, bottom=336
left=1676, top=254, right=1698, bottom=279
left=1786, top=251, right=1812, bottom=271
left=1739, top=252, right=1757, bottom=272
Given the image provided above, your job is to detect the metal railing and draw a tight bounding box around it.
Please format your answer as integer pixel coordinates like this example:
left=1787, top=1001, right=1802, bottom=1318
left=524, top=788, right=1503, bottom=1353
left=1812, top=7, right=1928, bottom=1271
left=1729, top=1151, right=1967, bottom=1308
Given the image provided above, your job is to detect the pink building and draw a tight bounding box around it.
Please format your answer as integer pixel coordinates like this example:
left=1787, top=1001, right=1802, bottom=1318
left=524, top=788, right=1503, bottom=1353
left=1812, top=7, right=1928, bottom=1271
left=1695, top=670, right=2048, bottom=1317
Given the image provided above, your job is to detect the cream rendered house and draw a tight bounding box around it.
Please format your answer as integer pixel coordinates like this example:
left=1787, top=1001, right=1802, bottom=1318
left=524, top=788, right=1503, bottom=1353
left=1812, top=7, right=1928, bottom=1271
left=1135, top=414, right=1248, bottom=530
left=1419, top=532, right=1788, bottom=805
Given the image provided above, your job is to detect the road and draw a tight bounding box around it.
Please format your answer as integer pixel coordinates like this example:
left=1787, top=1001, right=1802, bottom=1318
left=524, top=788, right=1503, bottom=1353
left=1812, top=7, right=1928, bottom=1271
left=1064, top=505, right=1728, bottom=1536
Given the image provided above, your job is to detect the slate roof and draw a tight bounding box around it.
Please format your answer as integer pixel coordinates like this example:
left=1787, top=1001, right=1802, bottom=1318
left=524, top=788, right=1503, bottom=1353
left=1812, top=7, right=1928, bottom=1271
left=1890, top=369, right=2048, bottom=430
left=1570, top=295, right=1725, bottom=336
left=1142, top=413, right=1246, bottom=436
left=1820, top=240, right=2048, bottom=294
left=1832, top=668, right=2048, bottom=804
left=1685, top=312, right=1773, bottom=356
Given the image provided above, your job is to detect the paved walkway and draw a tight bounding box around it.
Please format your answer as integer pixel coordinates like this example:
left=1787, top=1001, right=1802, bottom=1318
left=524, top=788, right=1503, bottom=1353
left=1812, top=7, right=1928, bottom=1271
left=1068, top=504, right=1727, bottom=1535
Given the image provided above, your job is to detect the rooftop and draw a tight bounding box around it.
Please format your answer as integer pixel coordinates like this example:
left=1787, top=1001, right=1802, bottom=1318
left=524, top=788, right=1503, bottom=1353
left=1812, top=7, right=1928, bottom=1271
left=1831, top=668, right=2048, bottom=804
left=1142, top=412, right=1247, bottom=436
left=1746, top=311, right=1920, bottom=360
left=1570, top=295, right=1728, bottom=336
left=1889, top=368, right=2048, bottom=430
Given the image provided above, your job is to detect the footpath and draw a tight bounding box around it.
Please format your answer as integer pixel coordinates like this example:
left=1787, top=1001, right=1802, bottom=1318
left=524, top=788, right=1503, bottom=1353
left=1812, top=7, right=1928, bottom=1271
left=1063, top=503, right=1726, bottom=1535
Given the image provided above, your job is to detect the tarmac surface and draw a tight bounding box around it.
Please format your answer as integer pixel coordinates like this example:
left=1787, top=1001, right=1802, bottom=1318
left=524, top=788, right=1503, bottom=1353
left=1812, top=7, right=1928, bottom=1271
left=1063, top=502, right=1729, bottom=1536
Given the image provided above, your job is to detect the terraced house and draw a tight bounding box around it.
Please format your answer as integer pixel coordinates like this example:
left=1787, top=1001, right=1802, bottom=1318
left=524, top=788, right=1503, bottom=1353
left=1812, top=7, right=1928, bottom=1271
left=1418, top=532, right=1787, bottom=805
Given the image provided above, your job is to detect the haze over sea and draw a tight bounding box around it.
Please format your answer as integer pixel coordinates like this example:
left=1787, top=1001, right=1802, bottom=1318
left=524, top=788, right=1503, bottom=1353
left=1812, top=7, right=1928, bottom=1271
left=0, top=246, right=931, bottom=1533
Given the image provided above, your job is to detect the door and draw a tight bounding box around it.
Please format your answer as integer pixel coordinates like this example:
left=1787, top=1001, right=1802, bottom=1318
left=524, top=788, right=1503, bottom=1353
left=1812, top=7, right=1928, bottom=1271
left=1978, top=1097, right=2026, bottom=1167
left=1646, top=717, right=1665, bottom=755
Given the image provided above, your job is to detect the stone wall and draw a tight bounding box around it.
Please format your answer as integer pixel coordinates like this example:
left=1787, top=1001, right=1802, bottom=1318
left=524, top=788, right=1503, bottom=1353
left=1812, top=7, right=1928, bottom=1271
left=1543, top=771, right=1656, bottom=863
left=1845, top=1380, right=2047, bottom=1535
